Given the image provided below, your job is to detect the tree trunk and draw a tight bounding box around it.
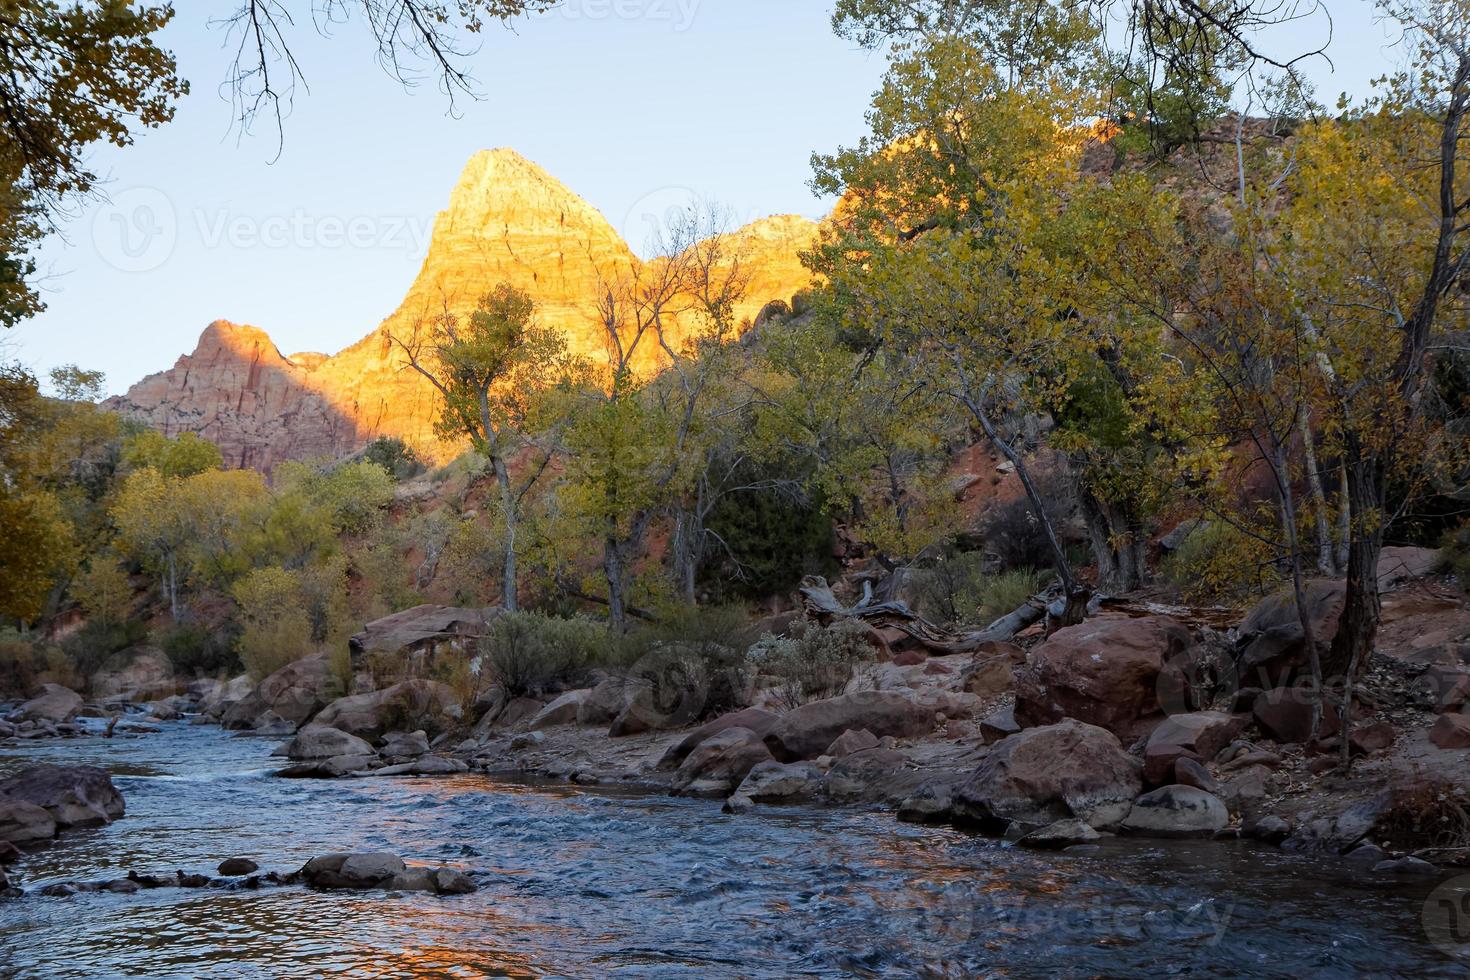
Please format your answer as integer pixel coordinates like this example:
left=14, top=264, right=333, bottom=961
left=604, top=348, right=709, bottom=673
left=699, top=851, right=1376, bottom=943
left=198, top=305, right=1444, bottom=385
left=1273, top=439, right=1324, bottom=740
left=1299, top=413, right=1336, bottom=575
left=603, top=526, right=627, bottom=631
left=493, top=455, right=518, bottom=612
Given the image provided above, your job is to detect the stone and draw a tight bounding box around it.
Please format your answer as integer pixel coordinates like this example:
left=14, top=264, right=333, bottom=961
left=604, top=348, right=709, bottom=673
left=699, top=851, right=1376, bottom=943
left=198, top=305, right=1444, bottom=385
left=0, top=765, right=125, bottom=828
left=1234, top=581, right=1345, bottom=688
left=1121, top=786, right=1230, bottom=838
left=107, top=151, right=816, bottom=469
left=1350, top=721, right=1395, bottom=754
left=953, top=720, right=1143, bottom=831
left=1013, top=615, right=1194, bottom=738
left=1172, top=757, right=1221, bottom=794
left=1252, top=688, right=1340, bottom=744
left=489, top=696, right=545, bottom=732
left=657, top=708, right=782, bottom=771
left=528, top=689, right=594, bottom=730
left=277, top=725, right=375, bottom=761
left=733, top=761, right=825, bottom=803
left=897, top=777, right=963, bottom=824
left=1017, top=818, right=1101, bottom=850
left=1376, top=545, right=1441, bottom=589
left=979, top=705, right=1021, bottom=744
left=1373, top=856, right=1438, bottom=876
left=763, top=691, right=935, bottom=762
left=1247, top=815, right=1291, bottom=844
left=671, top=727, right=774, bottom=796
left=824, top=748, right=918, bottom=803
left=433, top=868, right=477, bottom=895
left=825, top=728, right=880, bottom=758
left=218, top=858, right=259, bottom=877
left=1141, top=711, right=1247, bottom=786
left=311, top=679, right=461, bottom=740
left=1431, top=713, right=1470, bottom=749
left=350, top=605, right=495, bottom=670
left=11, top=684, right=82, bottom=725
left=1343, top=843, right=1389, bottom=866
left=380, top=730, right=432, bottom=758
left=221, top=656, right=340, bottom=732
left=374, top=757, right=468, bottom=776
left=0, top=841, right=19, bottom=864
left=960, top=657, right=1014, bottom=696
left=0, top=801, right=57, bottom=844
left=577, top=676, right=647, bottom=727
left=388, top=868, right=438, bottom=892
left=302, top=852, right=406, bottom=889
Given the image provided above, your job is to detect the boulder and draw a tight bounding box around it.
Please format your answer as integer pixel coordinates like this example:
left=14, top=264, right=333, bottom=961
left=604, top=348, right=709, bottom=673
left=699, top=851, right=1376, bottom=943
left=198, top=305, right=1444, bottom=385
left=276, top=725, right=374, bottom=761
left=302, top=852, right=405, bottom=889
left=763, top=691, right=935, bottom=762
left=1431, top=712, right=1470, bottom=749
left=0, top=765, right=124, bottom=828
left=488, top=696, right=545, bottom=732
left=0, top=801, right=57, bottom=844
left=671, top=727, right=774, bottom=796
left=311, top=679, right=461, bottom=740
left=12, top=684, right=82, bottom=725
left=953, top=720, right=1142, bottom=831
left=1120, top=786, right=1229, bottom=838
left=1234, top=581, right=1344, bottom=688
left=896, top=776, right=964, bottom=824
left=824, top=747, right=918, bottom=803
left=656, top=708, right=780, bottom=771
left=1377, top=545, right=1440, bottom=589
left=276, top=754, right=381, bottom=779
left=375, top=756, right=469, bottom=776
left=528, top=690, right=593, bottom=730
left=1252, top=688, right=1340, bottom=744
left=198, top=675, right=254, bottom=721
left=979, top=705, right=1020, bottom=744
left=577, top=676, right=649, bottom=727
left=217, top=858, right=259, bottom=876
left=960, top=657, right=1014, bottom=696
left=221, top=656, right=341, bottom=732
left=825, top=728, right=880, bottom=758
left=1172, top=757, right=1221, bottom=795
left=733, top=761, right=825, bottom=803
left=380, top=730, right=431, bottom=758
left=1142, top=711, right=1247, bottom=786
left=1013, top=616, right=1193, bottom=738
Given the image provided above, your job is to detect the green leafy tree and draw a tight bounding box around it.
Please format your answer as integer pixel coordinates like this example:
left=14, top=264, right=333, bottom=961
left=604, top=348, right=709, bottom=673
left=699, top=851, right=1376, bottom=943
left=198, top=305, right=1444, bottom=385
left=123, top=430, right=224, bottom=478
left=393, top=284, right=569, bottom=611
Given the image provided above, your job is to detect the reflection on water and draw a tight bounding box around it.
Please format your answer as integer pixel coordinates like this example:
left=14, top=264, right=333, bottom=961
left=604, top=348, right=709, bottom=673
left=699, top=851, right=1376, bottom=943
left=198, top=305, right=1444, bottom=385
left=0, top=726, right=1459, bottom=978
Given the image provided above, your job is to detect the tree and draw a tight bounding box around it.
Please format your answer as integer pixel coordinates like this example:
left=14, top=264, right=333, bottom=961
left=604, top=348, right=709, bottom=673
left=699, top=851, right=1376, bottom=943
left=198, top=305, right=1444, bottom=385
left=0, top=1, right=186, bottom=324
left=0, top=362, right=73, bottom=620
left=123, top=429, right=224, bottom=478
left=392, top=283, right=568, bottom=611
left=112, top=467, right=192, bottom=620
left=220, top=1, right=557, bottom=141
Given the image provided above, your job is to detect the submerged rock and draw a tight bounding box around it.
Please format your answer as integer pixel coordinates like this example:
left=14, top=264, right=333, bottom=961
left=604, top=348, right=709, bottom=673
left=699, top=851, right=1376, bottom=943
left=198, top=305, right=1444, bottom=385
left=1017, top=818, right=1101, bottom=850
left=302, top=853, right=476, bottom=895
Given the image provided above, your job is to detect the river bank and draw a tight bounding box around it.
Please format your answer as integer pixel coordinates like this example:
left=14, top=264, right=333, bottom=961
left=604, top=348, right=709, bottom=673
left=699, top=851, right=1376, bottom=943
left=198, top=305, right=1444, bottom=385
left=0, top=723, right=1463, bottom=978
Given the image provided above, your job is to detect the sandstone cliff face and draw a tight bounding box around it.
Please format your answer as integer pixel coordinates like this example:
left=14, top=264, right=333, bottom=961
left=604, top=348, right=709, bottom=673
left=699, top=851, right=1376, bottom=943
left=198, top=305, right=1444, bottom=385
left=109, top=149, right=818, bottom=466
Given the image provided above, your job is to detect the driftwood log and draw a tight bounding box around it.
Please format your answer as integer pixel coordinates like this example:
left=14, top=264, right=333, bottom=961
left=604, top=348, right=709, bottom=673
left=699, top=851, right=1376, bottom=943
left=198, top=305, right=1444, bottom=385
left=798, top=577, right=1045, bottom=655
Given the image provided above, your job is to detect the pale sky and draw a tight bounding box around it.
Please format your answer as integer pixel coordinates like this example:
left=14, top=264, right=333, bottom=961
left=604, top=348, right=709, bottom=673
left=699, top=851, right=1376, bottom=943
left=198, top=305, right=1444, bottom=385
left=9, top=0, right=1399, bottom=397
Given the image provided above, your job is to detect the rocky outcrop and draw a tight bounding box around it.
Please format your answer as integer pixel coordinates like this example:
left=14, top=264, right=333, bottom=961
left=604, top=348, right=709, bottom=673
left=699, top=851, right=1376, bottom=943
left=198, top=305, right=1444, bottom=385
left=762, top=692, right=935, bottom=762
left=10, top=684, right=82, bottom=725
left=1013, top=616, right=1194, bottom=739
left=108, top=149, right=818, bottom=468
left=0, top=765, right=125, bottom=832
left=222, top=656, right=341, bottom=733
left=310, top=679, right=460, bottom=740
left=952, top=720, right=1142, bottom=831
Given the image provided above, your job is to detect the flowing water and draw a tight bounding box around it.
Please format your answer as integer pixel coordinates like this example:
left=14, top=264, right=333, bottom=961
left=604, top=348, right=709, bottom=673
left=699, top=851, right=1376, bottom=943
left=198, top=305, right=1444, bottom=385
left=0, top=724, right=1462, bottom=978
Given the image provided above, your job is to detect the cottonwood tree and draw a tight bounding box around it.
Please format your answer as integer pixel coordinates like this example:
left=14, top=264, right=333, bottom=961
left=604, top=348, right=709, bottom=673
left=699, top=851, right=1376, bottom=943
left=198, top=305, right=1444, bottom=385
left=557, top=205, right=751, bottom=626
left=392, top=284, right=569, bottom=611
left=0, top=1, right=186, bottom=325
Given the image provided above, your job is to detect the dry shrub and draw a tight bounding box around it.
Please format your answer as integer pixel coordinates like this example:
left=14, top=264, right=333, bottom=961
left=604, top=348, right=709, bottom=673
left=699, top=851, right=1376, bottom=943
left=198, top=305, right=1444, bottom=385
left=1374, top=778, right=1470, bottom=857
left=748, top=618, right=873, bottom=710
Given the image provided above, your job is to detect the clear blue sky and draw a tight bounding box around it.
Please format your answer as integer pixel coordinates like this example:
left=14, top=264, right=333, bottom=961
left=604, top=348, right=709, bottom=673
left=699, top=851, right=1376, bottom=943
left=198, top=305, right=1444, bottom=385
left=10, top=0, right=1397, bottom=397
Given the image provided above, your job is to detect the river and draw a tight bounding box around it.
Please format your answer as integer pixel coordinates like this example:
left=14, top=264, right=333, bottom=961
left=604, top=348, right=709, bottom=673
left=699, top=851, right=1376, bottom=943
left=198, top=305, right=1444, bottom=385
left=0, top=724, right=1460, bottom=978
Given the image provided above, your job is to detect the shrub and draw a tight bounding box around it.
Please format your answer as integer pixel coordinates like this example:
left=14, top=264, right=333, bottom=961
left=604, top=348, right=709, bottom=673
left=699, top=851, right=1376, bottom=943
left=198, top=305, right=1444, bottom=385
left=72, top=558, right=132, bottom=625
left=1162, top=520, right=1280, bottom=604
left=156, top=623, right=240, bottom=678
left=60, top=618, right=149, bottom=681
left=232, top=567, right=315, bottom=680
left=625, top=603, right=762, bottom=720
left=981, top=483, right=1076, bottom=574
left=747, top=618, right=873, bottom=710
left=361, top=437, right=425, bottom=482
left=912, top=554, right=1041, bottom=628
left=1441, top=520, right=1470, bottom=586
left=0, top=632, right=44, bottom=697
left=702, top=482, right=836, bottom=602
left=477, top=611, right=613, bottom=697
